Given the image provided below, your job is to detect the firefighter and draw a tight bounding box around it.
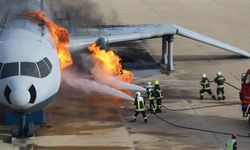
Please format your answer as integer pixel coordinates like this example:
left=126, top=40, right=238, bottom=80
left=200, top=74, right=216, bottom=100
left=131, top=91, right=147, bottom=123
left=146, top=82, right=156, bottom=113
left=214, top=71, right=226, bottom=100
left=226, top=134, right=237, bottom=150
left=154, top=80, right=163, bottom=113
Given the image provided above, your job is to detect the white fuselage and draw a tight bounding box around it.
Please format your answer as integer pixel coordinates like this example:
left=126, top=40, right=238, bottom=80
left=0, top=0, right=61, bottom=113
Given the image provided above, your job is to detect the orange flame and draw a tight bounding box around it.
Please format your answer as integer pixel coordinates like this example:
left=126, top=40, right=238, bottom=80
left=88, top=43, right=134, bottom=83
left=28, top=11, right=73, bottom=69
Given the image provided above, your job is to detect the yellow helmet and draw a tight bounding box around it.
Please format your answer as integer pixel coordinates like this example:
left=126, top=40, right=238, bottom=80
left=153, top=80, right=159, bottom=85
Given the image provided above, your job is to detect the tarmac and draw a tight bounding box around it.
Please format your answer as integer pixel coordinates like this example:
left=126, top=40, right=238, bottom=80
left=1, top=0, right=250, bottom=149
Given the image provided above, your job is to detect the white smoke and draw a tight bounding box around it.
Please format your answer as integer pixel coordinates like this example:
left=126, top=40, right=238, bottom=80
left=61, top=47, right=145, bottom=101
left=62, top=70, right=134, bottom=101
left=97, top=76, right=146, bottom=91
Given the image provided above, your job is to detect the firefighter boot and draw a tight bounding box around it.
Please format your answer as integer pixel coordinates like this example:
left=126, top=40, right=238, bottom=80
left=151, top=109, right=156, bottom=114
left=222, top=95, right=225, bottom=100
left=200, top=95, right=203, bottom=100
left=144, top=118, right=148, bottom=123
left=129, top=117, right=136, bottom=122
left=156, top=105, right=162, bottom=113
left=129, top=119, right=136, bottom=122
left=212, top=95, right=216, bottom=100
left=156, top=108, right=162, bottom=113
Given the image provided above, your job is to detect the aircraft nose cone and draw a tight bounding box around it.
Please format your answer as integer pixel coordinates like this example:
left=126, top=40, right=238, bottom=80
left=10, top=90, right=30, bottom=107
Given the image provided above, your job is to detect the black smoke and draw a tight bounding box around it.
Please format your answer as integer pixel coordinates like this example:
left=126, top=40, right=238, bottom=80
left=48, top=0, right=107, bottom=27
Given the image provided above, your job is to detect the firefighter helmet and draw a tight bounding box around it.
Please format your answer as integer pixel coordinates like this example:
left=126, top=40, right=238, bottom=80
left=202, top=74, right=207, bottom=78
left=153, top=80, right=159, bottom=85
left=217, top=71, right=222, bottom=76
left=135, top=91, right=141, bottom=97
left=146, top=82, right=153, bottom=88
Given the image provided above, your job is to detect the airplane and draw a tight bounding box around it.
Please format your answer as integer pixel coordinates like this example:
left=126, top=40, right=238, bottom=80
left=0, top=0, right=249, bottom=138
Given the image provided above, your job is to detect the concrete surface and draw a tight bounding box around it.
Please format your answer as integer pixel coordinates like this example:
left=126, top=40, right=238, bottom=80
left=1, top=0, right=250, bottom=149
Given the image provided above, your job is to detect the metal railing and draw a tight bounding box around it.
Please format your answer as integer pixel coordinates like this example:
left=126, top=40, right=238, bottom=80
left=0, top=4, right=10, bottom=35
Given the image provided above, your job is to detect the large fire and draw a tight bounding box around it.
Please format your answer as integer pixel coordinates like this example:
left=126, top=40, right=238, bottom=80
left=88, top=43, right=134, bottom=83
left=28, top=11, right=73, bottom=69
left=28, top=11, right=133, bottom=83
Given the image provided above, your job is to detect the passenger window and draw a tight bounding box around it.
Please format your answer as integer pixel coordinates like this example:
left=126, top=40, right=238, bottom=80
left=1, top=63, right=19, bottom=79
left=37, top=60, right=50, bottom=78
left=43, top=57, right=52, bottom=71
left=21, top=62, right=39, bottom=78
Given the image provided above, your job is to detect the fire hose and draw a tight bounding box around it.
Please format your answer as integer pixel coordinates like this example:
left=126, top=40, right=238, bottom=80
left=209, top=81, right=240, bottom=91
left=145, top=105, right=250, bottom=138
left=142, top=80, right=247, bottom=137
left=160, top=102, right=240, bottom=111
left=158, top=81, right=241, bottom=112
left=225, top=81, right=241, bottom=91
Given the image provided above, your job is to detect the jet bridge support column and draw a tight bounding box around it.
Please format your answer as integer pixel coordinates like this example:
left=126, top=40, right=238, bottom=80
left=167, top=35, right=175, bottom=71
left=40, top=0, right=45, bottom=11
left=161, top=35, right=175, bottom=73
left=161, top=36, right=168, bottom=65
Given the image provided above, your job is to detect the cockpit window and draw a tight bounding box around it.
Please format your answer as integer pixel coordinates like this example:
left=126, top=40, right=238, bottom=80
left=21, top=62, right=39, bottom=78
left=37, top=59, right=50, bottom=78
left=1, top=63, right=19, bottom=79
left=43, top=57, right=52, bottom=71
left=0, top=57, right=53, bottom=79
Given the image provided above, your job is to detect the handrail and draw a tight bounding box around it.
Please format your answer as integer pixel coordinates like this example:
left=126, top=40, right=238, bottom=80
left=0, top=4, right=10, bottom=34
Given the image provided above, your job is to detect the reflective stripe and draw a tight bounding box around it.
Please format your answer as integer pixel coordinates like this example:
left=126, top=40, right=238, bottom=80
left=215, top=76, right=225, bottom=88
left=217, top=85, right=224, bottom=88
left=136, top=97, right=145, bottom=111
left=148, top=88, right=155, bottom=100
left=201, top=79, right=211, bottom=90
left=155, top=89, right=163, bottom=99
left=226, top=139, right=235, bottom=150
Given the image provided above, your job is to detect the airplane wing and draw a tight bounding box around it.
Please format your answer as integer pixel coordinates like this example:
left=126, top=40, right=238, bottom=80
left=69, top=24, right=250, bottom=57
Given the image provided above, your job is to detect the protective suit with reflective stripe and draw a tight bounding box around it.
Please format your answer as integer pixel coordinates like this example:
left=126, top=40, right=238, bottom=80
left=154, top=84, right=163, bottom=112
left=147, top=88, right=155, bottom=100
left=199, top=77, right=216, bottom=100
left=146, top=86, right=156, bottom=112
left=201, top=78, right=211, bottom=90
left=134, top=96, right=146, bottom=111
left=214, top=75, right=226, bottom=100
left=132, top=94, right=147, bottom=123
left=226, top=139, right=237, bottom=150
left=155, top=89, right=163, bottom=99
left=215, top=75, right=225, bottom=88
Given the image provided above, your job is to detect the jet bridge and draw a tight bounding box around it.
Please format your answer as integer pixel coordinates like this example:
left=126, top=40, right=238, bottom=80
left=70, top=24, right=250, bottom=72
left=70, top=24, right=250, bottom=73
left=160, top=24, right=250, bottom=71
